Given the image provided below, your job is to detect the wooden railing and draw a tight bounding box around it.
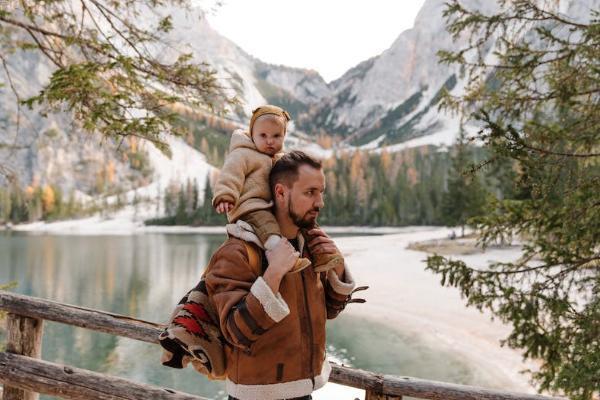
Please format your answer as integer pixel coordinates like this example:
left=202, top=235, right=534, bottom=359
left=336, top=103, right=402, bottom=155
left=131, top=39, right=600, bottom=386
left=0, top=291, right=567, bottom=400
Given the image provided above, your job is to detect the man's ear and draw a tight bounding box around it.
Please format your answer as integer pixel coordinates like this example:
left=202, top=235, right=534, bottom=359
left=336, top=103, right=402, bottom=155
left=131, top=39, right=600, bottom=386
left=273, top=183, right=286, bottom=201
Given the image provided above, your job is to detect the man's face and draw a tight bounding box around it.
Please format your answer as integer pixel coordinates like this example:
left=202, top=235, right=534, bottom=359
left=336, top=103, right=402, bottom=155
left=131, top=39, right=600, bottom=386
left=285, top=165, right=326, bottom=229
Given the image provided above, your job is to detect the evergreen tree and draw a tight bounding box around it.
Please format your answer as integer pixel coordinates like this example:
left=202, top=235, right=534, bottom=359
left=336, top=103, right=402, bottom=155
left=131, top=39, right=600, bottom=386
left=191, top=179, right=199, bottom=211
left=194, top=174, right=224, bottom=225
left=0, top=1, right=233, bottom=162
left=484, top=153, right=517, bottom=200
left=441, top=130, right=488, bottom=235
left=175, top=185, right=187, bottom=225
left=428, top=2, right=600, bottom=398
left=0, top=189, right=11, bottom=223
left=9, top=187, right=28, bottom=223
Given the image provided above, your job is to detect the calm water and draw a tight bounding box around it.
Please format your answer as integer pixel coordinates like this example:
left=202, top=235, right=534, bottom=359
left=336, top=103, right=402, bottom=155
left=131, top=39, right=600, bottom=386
left=0, top=231, right=480, bottom=399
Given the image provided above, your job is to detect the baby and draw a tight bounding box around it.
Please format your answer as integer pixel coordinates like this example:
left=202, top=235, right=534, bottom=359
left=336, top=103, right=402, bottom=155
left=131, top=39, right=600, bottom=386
left=212, top=105, right=312, bottom=273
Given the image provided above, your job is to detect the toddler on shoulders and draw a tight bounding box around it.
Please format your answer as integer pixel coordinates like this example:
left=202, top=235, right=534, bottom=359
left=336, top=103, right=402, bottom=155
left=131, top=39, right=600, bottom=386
left=212, top=105, right=312, bottom=273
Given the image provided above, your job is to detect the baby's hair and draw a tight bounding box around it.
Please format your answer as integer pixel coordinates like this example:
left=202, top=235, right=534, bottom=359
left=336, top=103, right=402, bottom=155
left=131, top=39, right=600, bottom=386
left=252, top=113, right=288, bottom=134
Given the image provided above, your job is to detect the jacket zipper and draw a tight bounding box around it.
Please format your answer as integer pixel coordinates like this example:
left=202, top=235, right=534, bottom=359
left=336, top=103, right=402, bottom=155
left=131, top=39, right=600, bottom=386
left=301, top=270, right=315, bottom=389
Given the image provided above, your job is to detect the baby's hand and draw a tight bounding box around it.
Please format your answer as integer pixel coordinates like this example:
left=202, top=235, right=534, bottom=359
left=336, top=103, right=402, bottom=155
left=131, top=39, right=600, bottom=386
left=215, top=201, right=234, bottom=214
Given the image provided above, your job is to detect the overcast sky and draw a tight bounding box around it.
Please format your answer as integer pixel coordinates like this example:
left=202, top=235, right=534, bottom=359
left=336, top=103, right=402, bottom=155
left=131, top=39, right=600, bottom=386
left=203, top=0, right=427, bottom=82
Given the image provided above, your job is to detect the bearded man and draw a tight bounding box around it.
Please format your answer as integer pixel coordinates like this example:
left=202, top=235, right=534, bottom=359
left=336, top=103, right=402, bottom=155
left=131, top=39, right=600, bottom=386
left=205, top=151, right=357, bottom=400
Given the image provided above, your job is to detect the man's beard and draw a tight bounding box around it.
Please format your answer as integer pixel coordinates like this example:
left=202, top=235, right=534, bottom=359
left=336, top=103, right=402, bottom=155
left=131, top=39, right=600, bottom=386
left=287, top=196, right=319, bottom=229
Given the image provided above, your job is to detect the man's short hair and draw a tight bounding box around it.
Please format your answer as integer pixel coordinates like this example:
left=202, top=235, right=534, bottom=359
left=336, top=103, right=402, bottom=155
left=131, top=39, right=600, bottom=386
left=269, top=151, right=322, bottom=194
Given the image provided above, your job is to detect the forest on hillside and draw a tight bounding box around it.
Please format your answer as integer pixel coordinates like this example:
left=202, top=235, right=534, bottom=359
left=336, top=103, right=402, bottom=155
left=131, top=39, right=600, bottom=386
left=0, top=112, right=510, bottom=230
left=145, top=128, right=515, bottom=229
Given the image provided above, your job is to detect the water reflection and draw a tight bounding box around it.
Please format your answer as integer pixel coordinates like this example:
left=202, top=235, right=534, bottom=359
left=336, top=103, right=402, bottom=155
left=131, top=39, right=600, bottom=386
left=0, top=231, right=479, bottom=400
left=0, top=232, right=227, bottom=399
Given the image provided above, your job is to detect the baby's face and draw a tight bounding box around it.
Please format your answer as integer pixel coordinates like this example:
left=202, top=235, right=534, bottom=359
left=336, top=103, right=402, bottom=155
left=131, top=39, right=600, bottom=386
left=251, top=117, right=285, bottom=156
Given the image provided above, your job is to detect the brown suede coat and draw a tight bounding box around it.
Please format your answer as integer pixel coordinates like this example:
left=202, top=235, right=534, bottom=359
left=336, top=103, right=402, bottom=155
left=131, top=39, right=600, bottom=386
left=204, top=235, right=355, bottom=400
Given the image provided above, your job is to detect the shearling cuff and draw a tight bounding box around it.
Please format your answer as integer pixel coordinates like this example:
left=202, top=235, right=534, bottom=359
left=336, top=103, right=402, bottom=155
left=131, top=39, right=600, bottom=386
left=226, top=221, right=263, bottom=249
left=327, top=265, right=356, bottom=296
left=250, top=277, right=290, bottom=323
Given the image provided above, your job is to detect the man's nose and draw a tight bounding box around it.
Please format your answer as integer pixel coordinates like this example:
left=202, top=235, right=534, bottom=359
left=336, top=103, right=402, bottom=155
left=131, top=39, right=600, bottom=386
left=315, top=193, right=324, bottom=208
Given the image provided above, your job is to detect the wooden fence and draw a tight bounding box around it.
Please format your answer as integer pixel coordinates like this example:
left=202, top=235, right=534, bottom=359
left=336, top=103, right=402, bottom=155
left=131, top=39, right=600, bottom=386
left=0, top=291, right=567, bottom=400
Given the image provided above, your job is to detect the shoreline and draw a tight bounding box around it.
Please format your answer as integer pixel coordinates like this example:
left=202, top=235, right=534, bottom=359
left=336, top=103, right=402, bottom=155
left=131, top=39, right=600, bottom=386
left=334, top=228, right=539, bottom=395
left=0, top=217, right=442, bottom=236
left=0, top=221, right=540, bottom=397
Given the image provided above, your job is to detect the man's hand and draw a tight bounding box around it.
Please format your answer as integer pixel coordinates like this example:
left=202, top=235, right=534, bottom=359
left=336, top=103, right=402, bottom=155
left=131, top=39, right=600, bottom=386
left=263, top=239, right=299, bottom=293
left=306, top=228, right=339, bottom=257
left=215, top=201, right=233, bottom=214
left=307, top=228, right=345, bottom=276
left=266, top=239, right=299, bottom=275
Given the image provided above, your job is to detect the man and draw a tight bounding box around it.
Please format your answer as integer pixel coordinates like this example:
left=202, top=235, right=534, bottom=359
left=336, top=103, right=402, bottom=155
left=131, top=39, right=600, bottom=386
left=205, top=151, right=357, bottom=400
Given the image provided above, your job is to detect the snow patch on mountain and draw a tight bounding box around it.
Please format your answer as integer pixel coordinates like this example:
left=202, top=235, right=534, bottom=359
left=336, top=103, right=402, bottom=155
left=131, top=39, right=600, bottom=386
left=103, top=135, right=215, bottom=220
left=298, top=0, right=502, bottom=148
left=160, top=6, right=330, bottom=118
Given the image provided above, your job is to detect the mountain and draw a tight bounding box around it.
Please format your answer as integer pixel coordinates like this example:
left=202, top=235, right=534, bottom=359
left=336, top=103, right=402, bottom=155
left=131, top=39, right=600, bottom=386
left=0, top=5, right=328, bottom=199
left=296, top=0, right=598, bottom=150
left=0, top=48, right=152, bottom=200
left=160, top=7, right=331, bottom=119
left=1, top=0, right=597, bottom=222
left=296, top=0, right=500, bottom=148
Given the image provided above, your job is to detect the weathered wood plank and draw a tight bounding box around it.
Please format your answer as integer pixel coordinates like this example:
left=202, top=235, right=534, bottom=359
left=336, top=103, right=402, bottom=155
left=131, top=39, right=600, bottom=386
left=4, top=313, right=43, bottom=400
left=0, top=291, right=568, bottom=400
left=0, top=352, right=208, bottom=400
left=0, top=291, right=162, bottom=344
left=366, top=389, right=402, bottom=399
left=330, top=364, right=565, bottom=400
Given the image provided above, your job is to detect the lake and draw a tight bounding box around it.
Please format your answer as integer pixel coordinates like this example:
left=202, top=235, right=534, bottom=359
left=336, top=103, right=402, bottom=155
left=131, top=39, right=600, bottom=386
left=0, top=230, right=495, bottom=399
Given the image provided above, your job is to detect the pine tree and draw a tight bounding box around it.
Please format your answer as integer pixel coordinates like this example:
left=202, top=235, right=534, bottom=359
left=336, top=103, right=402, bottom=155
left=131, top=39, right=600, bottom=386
left=0, top=1, right=233, bottom=162
left=0, top=188, right=11, bottom=223
left=191, top=179, right=199, bottom=212
left=175, top=185, right=187, bottom=225
left=441, top=130, right=488, bottom=235
left=428, top=2, right=600, bottom=398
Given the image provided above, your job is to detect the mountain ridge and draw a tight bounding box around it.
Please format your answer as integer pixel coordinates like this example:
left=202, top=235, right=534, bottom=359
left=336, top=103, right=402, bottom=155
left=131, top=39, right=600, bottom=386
left=1, top=0, right=597, bottom=211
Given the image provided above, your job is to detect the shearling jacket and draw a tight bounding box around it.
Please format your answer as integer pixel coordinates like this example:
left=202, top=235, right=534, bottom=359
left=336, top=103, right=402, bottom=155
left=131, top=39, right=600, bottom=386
left=212, top=129, right=284, bottom=223
left=204, top=221, right=356, bottom=400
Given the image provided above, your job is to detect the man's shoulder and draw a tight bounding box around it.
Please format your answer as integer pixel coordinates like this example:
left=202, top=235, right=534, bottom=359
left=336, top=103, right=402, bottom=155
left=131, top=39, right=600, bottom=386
left=212, top=237, right=263, bottom=263
left=206, top=237, right=265, bottom=278
left=213, top=237, right=246, bottom=256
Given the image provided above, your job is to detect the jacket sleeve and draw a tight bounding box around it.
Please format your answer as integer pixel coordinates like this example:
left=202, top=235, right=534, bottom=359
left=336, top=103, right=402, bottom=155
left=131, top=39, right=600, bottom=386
left=212, top=149, right=249, bottom=207
left=320, top=264, right=357, bottom=319
left=205, top=243, right=290, bottom=352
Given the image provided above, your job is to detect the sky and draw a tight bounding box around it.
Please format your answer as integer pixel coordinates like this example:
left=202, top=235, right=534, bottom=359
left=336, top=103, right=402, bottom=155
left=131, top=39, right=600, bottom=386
left=202, top=0, right=427, bottom=83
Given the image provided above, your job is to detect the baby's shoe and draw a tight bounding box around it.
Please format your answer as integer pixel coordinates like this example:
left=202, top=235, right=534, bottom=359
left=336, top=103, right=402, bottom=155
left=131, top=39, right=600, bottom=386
left=313, top=253, right=344, bottom=273
left=288, top=257, right=312, bottom=274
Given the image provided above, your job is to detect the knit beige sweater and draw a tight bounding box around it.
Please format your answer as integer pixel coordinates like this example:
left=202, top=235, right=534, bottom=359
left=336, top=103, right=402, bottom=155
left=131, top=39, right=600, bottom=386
left=212, top=129, right=283, bottom=223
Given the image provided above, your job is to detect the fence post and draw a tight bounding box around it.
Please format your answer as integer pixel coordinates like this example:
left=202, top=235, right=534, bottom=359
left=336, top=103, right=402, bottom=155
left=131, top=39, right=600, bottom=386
left=3, top=313, right=43, bottom=400
left=365, top=389, right=402, bottom=400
